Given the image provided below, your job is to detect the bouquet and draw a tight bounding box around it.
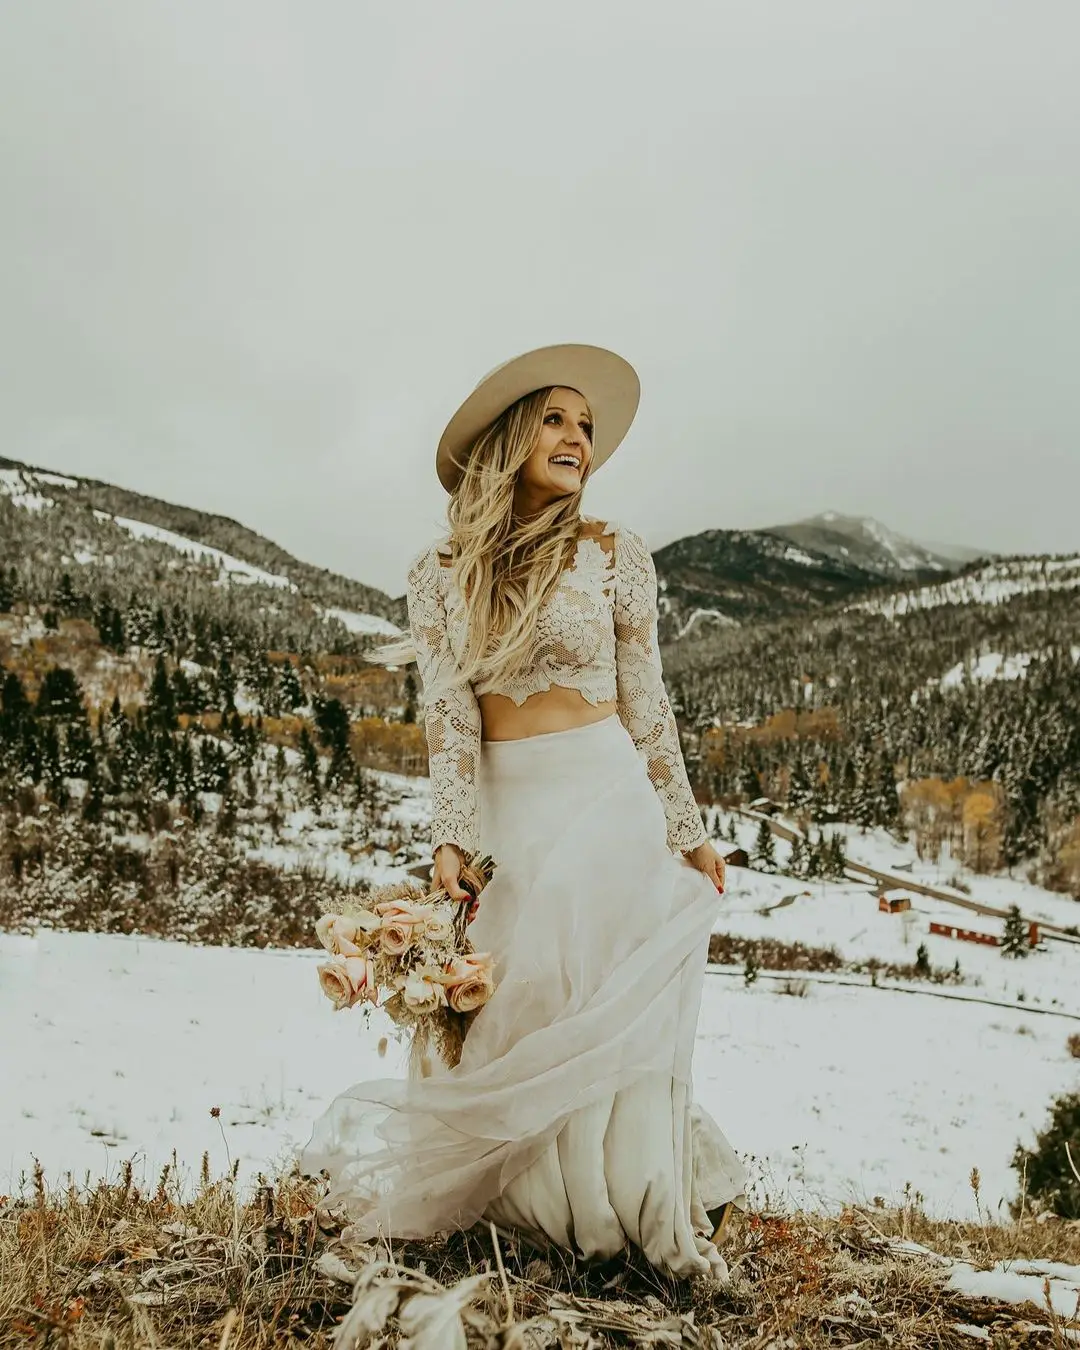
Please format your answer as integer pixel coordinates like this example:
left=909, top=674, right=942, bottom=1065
left=314, top=854, right=497, bottom=1073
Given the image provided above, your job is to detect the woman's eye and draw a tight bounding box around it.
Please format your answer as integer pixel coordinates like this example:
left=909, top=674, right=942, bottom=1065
left=582, top=424, right=594, bottom=440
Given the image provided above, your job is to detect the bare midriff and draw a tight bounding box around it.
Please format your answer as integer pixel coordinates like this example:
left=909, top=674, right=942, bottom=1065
left=478, top=686, right=618, bottom=742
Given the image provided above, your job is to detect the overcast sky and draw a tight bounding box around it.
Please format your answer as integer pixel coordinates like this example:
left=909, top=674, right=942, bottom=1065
left=2, top=2, right=1078, bottom=595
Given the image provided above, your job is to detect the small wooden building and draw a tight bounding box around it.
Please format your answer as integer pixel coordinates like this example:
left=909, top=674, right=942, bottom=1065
left=928, top=918, right=1041, bottom=949
left=749, top=797, right=780, bottom=816
left=721, top=846, right=750, bottom=869
left=878, top=888, right=913, bottom=914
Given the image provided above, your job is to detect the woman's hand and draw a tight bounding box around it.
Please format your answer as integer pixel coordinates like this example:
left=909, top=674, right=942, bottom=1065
left=682, top=840, right=727, bottom=894
left=433, top=843, right=480, bottom=920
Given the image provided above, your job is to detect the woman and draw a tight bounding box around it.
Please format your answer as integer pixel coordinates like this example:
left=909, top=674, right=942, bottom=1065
left=299, top=343, right=747, bottom=1281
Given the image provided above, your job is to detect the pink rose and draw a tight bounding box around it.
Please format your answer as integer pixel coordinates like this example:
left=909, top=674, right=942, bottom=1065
left=376, top=898, right=435, bottom=927
left=377, top=898, right=435, bottom=957
left=317, top=955, right=378, bottom=1011
left=379, top=922, right=417, bottom=957
left=442, top=951, right=495, bottom=1014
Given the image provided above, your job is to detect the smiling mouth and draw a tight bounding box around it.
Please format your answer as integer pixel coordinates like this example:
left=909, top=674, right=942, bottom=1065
left=549, top=456, right=581, bottom=470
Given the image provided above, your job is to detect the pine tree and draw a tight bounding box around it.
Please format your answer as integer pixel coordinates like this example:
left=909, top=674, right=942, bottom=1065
left=744, top=949, right=760, bottom=986
left=788, top=755, right=813, bottom=812
left=753, top=818, right=776, bottom=872
left=314, top=696, right=350, bottom=756
left=36, top=667, right=84, bottom=721
left=147, top=655, right=178, bottom=732
left=280, top=661, right=304, bottom=711
left=853, top=743, right=877, bottom=831
left=403, top=671, right=417, bottom=724
left=0, top=566, right=16, bottom=613
left=915, top=943, right=931, bottom=976
left=1001, top=904, right=1030, bottom=958
left=825, top=833, right=847, bottom=880
left=1010, top=1090, right=1080, bottom=1219
left=1, top=670, right=30, bottom=722
left=875, top=754, right=900, bottom=827
left=787, top=833, right=806, bottom=877
left=217, top=654, right=237, bottom=713
left=298, top=725, right=322, bottom=801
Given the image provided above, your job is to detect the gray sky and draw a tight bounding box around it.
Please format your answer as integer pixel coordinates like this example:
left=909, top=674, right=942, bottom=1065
left=3, top=2, right=1078, bottom=595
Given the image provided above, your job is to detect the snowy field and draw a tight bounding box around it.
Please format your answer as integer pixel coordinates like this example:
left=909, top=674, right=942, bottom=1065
left=2, top=757, right=1077, bottom=1225
left=2, top=918, right=1074, bottom=1224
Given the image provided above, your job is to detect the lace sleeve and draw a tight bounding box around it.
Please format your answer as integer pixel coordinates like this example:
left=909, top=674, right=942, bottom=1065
left=406, top=547, right=482, bottom=859
left=613, top=525, right=708, bottom=854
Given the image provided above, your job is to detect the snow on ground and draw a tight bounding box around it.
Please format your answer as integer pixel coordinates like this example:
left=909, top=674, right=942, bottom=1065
left=3, top=781, right=1077, bottom=1225
left=320, top=606, right=402, bottom=638
left=711, top=860, right=1079, bottom=1012
left=1, top=925, right=1071, bottom=1223
left=782, top=546, right=820, bottom=567
left=828, top=820, right=1080, bottom=935
left=92, top=511, right=299, bottom=592
left=937, top=648, right=1080, bottom=690
left=675, top=608, right=741, bottom=637
left=0, top=468, right=52, bottom=513
left=849, top=554, right=1080, bottom=618
left=889, top=1240, right=1080, bottom=1323
left=720, top=812, right=1080, bottom=937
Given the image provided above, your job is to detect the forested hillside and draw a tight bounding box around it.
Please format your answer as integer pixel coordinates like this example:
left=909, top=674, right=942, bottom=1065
left=2, top=457, right=1078, bottom=938
left=665, top=553, right=1080, bottom=894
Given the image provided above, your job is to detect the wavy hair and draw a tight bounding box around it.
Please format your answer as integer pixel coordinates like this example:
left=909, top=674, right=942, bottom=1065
left=364, top=386, right=593, bottom=689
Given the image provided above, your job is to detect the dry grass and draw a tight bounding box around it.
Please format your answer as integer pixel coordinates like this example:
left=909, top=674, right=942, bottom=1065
left=3, top=1155, right=1078, bottom=1349
left=708, top=932, right=969, bottom=986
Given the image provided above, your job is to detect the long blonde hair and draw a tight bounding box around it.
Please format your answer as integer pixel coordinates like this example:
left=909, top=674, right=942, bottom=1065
left=365, top=386, right=593, bottom=689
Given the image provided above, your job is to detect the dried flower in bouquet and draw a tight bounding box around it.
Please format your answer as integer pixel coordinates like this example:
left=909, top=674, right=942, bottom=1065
left=314, top=854, right=497, bottom=1073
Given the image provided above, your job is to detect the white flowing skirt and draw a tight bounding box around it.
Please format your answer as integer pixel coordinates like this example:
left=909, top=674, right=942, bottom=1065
left=298, top=713, right=747, bottom=1278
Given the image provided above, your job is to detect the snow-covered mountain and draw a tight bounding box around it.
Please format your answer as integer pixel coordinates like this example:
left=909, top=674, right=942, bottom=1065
left=766, top=511, right=986, bottom=578
left=0, top=457, right=405, bottom=641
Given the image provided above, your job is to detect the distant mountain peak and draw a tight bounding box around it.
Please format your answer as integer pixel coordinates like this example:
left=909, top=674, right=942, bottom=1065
left=764, top=511, right=987, bottom=579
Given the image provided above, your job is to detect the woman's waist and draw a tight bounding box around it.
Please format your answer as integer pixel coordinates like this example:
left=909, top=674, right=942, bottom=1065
left=478, top=705, right=642, bottom=784
left=478, top=685, right=617, bottom=743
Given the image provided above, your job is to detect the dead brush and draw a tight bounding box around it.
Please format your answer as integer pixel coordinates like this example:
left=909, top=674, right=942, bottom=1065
left=3, top=1157, right=1080, bottom=1348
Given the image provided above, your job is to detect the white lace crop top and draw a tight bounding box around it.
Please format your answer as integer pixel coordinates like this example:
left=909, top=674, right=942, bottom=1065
left=404, top=518, right=709, bottom=860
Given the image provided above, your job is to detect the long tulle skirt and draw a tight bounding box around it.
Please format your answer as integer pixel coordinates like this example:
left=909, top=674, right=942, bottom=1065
left=297, top=712, right=747, bottom=1278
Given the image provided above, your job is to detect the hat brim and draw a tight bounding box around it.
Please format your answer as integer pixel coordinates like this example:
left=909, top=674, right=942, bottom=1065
left=436, top=343, right=641, bottom=494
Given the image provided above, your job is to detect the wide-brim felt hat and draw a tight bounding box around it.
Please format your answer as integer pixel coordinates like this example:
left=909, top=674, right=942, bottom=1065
left=435, top=342, right=641, bottom=494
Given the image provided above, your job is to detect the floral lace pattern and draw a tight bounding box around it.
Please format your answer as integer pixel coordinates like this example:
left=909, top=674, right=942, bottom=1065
left=609, top=526, right=709, bottom=853
left=406, top=521, right=708, bottom=858
left=448, top=535, right=617, bottom=707
left=405, top=547, right=484, bottom=859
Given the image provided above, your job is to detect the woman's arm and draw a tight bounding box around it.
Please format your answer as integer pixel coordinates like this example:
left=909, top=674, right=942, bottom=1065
left=406, top=546, right=483, bottom=863
left=613, top=524, right=709, bottom=854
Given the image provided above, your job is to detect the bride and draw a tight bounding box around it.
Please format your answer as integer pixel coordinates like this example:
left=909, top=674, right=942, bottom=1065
left=298, top=342, right=747, bottom=1280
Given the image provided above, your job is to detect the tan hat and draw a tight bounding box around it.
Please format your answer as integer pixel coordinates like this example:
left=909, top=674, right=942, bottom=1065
left=435, top=342, right=641, bottom=493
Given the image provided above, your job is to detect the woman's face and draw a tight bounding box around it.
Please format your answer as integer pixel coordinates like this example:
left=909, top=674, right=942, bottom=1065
left=513, top=386, right=594, bottom=517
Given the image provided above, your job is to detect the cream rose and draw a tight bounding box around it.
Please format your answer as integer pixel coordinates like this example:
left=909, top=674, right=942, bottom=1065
left=422, top=907, right=456, bottom=946
left=443, top=951, right=495, bottom=1014
left=316, top=910, right=381, bottom=957
left=400, top=968, right=448, bottom=1014
left=317, top=954, right=378, bottom=1011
